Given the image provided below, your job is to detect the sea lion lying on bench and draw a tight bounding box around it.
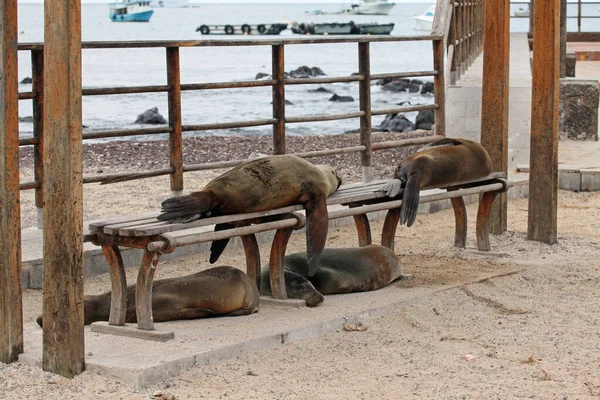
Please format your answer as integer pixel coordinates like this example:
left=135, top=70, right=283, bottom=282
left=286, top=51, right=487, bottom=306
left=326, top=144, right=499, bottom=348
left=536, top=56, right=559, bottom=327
left=36, top=266, right=259, bottom=327
left=380, top=137, right=493, bottom=227
left=260, top=245, right=413, bottom=307
left=157, top=154, right=342, bottom=276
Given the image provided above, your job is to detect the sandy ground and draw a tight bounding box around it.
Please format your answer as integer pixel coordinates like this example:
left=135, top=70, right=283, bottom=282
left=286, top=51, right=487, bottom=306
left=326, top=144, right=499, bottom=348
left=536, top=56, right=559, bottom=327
left=3, top=188, right=600, bottom=399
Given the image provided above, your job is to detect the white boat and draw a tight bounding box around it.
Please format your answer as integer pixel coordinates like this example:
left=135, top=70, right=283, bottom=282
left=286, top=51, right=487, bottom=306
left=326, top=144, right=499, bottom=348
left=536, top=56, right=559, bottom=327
left=150, top=0, right=189, bottom=7
left=340, top=0, right=396, bottom=16
left=109, top=1, right=154, bottom=22
left=413, top=4, right=435, bottom=32
left=513, top=6, right=530, bottom=17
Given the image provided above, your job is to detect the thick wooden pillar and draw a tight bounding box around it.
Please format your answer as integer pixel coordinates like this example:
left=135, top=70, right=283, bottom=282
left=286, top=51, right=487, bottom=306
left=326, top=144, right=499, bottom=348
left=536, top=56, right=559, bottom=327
left=528, top=0, right=559, bottom=244
left=42, top=0, right=85, bottom=377
left=0, top=0, right=23, bottom=364
left=481, top=0, right=510, bottom=234
left=358, top=42, right=372, bottom=183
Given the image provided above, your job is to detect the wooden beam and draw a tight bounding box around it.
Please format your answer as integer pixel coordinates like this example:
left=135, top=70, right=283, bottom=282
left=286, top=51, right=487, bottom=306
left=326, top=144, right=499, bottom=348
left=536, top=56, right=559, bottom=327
left=272, top=44, right=285, bottom=154
left=480, top=0, right=510, bottom=234
left=358, top=42, right=372, bottom=183
left=166, top=47, right=183, bottom=192
left=0, top=0, right=23, bottom=364
left=560, top=0, right=567, bottom=77
left=528, top=0, right=560, bottom=244
left=42, top=0, right=85, bottom=377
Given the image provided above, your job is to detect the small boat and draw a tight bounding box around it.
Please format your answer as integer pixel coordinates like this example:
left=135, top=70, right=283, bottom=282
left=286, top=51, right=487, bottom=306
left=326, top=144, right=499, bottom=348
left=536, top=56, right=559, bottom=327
left=513, top=6, right=530, bottom=17
left=109, top=0, right=154, bottom=22
left=150, top=0, right=189, bottom=7
left=291, top=21, right=394, bottom=35
left=340, top=0, right=396, bottom=15
left=413, top=4, right=435, bottom=32
left=196, top=23, right=288, bottom=35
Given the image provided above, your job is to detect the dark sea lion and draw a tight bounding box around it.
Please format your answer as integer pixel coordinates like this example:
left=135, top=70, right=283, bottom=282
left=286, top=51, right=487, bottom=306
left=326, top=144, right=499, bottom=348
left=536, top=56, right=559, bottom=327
left=36, top=266, right=259, bottom=327
left=380, top=138, right=493, bottom=227
left=259, top=245, right=412, bottom=307
left=158, top=155, right=342, bottom=275
left=260, top=268, right=326, bottom=307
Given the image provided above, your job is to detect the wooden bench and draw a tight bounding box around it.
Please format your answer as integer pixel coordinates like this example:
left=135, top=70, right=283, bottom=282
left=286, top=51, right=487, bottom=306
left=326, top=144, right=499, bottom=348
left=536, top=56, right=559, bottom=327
left=86, top=172, right=511, bottom=339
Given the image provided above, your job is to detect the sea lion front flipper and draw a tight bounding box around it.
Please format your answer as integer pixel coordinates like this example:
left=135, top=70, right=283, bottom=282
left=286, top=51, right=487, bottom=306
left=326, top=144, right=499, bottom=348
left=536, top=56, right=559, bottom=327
left=416, top=138, right=463, bottom=152
left=304, top=196, right=329, bottom=277
left=400, top=175, right=420, bottom=227
left=209, top=223, right=236, bottom=264
left=378, top=179, right=404, bottom=198
left=157, top=190, right=215, bottom=222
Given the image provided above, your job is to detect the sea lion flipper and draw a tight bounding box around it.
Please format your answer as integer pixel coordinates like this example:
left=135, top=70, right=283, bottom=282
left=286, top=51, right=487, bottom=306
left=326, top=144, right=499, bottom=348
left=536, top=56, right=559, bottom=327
left=209, top=223, right=236, bottom=263
left=378, top=179, right=404, bottom=198
left=416, top=138, right=463, bottom=152
left=400, top=175, right=420, bottom=227
left=157, top=191, right=214, bottom=222
left=304, top=196, right=328, bottom=277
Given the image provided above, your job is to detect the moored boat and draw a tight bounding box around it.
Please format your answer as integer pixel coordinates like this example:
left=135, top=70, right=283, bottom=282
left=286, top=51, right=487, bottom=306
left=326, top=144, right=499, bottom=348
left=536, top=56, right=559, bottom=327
left=340, top=0, right=396, bottom=15
left=356, top=22, right=394, bottom=34
left=413, top=4, right=435, bottom=31
left=291, top=21, right=394, bottom=35
left=196, top=23, right=288, bottom=35
left=109, top=0, right=154, bottom=22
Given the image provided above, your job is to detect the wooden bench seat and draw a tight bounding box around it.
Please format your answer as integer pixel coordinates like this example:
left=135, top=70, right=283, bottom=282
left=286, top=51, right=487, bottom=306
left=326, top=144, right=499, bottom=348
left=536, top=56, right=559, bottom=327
left=86, top=172, right=511, bottom=336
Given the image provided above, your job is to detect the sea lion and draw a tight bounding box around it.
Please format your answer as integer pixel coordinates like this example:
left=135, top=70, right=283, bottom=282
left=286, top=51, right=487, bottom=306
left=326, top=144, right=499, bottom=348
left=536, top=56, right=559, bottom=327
left=158, top=154, right=342, bottom=276
left=259, top=245, right=413, bottom=307
left=36, top=266, right=259, bottom=327
left=380, top=138, right=493, bottom=227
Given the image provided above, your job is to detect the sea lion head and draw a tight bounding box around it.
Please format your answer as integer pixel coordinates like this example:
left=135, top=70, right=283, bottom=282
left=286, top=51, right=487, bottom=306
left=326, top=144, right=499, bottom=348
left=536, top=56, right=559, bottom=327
left=285, top=270, right=325, bottom=307
left=317, top=165, right=342, bottom=193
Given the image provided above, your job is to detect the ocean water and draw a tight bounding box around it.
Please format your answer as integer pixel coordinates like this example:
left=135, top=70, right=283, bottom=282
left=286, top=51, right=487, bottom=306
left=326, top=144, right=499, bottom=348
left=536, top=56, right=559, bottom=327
left=15, top=2, right=600, bottom=140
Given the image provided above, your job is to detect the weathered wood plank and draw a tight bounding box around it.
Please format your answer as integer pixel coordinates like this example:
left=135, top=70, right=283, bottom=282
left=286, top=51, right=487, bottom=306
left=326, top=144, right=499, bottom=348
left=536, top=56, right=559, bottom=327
left=0, top=0, right=23, bottom=364
left=32, top=50, right=44, bottom=212
left=136, top=250, right=159, bottom=330
left=358, top=41, right=372, bottom=183
left=432, top=39, right=446, bottom=137
left=286, top=111, right=364, bottom=124
left=42, top=0, right=85, bottom=377
left=272, top=44, right=285, bottom=154
left=481, top=0, right=510, bottom=235
left=167, top=47, right=183, bottom=192
left=528, top=0, right=560, bottom=244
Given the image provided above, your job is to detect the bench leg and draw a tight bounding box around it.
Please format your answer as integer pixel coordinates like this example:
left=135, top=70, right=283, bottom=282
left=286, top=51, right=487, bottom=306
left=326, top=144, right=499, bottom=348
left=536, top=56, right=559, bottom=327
left=352, top=214, right=372, bottom=247
left=269, top=227, right=293, bottom=299
left=451, top=197, right=467, bottom=248
left=241, top=234, right=261, bottom=290
left=381, top=208, right=401, bottom=251
left=102, top=245, right=127, bottom=326
left=136, top=249, right=161, bottom=330
left=476, top=192, right=498, bottom=251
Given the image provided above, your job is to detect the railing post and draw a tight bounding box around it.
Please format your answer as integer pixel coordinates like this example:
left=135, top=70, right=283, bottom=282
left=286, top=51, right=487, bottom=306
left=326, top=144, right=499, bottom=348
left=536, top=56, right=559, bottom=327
left=32, top=49, right=45, bottom=228
left=166, top=46, right=183, bottom=194
left=42, top=0, right=85, bottom=377
left=449, top=1, right=458, bottom=85
left=481, top=0, right=510, bottom=235
left=577, top=0, right=581, bottom=32
left=528, top=0, right=560, bottom=244
left=0, top=0, right=23, bottom=364
left=433, top=39, right=446, bottom=137
left=272, top=44, right=285, bottom=154
left=358, top=41, right=372, bottom=183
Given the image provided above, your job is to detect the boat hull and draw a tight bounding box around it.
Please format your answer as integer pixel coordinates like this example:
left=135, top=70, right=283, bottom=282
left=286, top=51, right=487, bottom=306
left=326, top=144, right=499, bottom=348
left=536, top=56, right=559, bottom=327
left=413, top=16, right=433, bottom=31
left=357, top=23, right=394, bottom=34
left=353, top=3, right=395, bottom=15
left=110, top=10, right=154, bottom=21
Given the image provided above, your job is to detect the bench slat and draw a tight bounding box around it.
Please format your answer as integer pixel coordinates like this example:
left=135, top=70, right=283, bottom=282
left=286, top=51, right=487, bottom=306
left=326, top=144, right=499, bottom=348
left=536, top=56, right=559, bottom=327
left=89, top=211, right=160, bottom=232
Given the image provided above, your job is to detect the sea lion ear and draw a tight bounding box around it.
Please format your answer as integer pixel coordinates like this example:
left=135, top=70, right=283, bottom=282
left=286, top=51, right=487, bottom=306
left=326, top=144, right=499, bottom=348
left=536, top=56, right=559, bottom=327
left=416, top=138, right=463, bottom=152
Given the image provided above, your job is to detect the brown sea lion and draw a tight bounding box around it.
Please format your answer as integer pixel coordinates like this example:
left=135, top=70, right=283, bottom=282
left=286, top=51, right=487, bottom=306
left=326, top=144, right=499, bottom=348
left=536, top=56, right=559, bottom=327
left=380, top=138, right=493, bottom=227
left=259, top=245, right=412, bottom=307
left=158, top=154, right=342, bottom=275
left=36, top=266, right=259, bottom=327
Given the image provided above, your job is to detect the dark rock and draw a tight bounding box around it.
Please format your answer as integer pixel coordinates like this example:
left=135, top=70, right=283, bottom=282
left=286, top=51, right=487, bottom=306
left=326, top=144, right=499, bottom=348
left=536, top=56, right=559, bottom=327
left=351, top=72, right=360, bottom=76
left=408, top=82, right=421, bottom=93
left=420, top=81, right=434, bottom=95
left=377, top=113, right=413, bottom=132
left=134, top=107, right=168, bottom=125
left=329, top=94, right=354, bottom=102
left=565, top=53, right=576, bottom=78
left=410, top=79, right=423, bottom=86
left=382, top=80, right=408, bottom=92
left=287, top=66, right=326, bottom=79
left=271, top=99, right=294, bottom=105
left=396, top=101, right=412, bottom=106
left=19, top=116, right=34, bottom=123
left=375, top=78, right=392, bottom=86
left=255, top=72, right=271, bottom=80
left=308, top=86, right=333, bottom=94
left=20, top=77, right=32, bottom=84
left=414, top=109, right=435, bottom=130
left=559, top=79, right=598, bottom=140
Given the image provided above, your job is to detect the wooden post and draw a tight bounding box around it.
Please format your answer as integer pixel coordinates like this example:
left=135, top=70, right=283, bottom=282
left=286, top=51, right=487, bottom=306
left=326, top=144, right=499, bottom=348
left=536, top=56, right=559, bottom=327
left=449, top=2, right=458, bottom=85
left=528, top=0, right=560, bottom=244
left=42, top=0, right=85, bottom=377
left=577, top=0, right=581, bottom=32
left=272, top=44, right=285, bottom=154
left=32, top=50, right=45, bottom=228
left=433, top=40, right=446, bottom=137
left=481, top=0, right=510, bottom=235
left=167, top=47, right=183, bottom=193
left=529, top=0, right=535, bottom=40
left=358, top=42, right=372, bottom=183
left=559, top=0, right=566, bottom=78
left=0, top=0, right=23, bottom=364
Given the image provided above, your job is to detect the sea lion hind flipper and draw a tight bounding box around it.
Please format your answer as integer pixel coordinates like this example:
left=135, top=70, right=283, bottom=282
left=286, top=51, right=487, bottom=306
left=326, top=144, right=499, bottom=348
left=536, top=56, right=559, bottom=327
left=304, top=196, right=329, bottom=277
left=209, top=223, right=236, bottom=264
left=400, top=175, right=420, bottom=227
left=378, top=178, right=404, bottom=198
left=416, top=138, right=463, bottom=152
left=157, top=191, right=214, bottom=222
